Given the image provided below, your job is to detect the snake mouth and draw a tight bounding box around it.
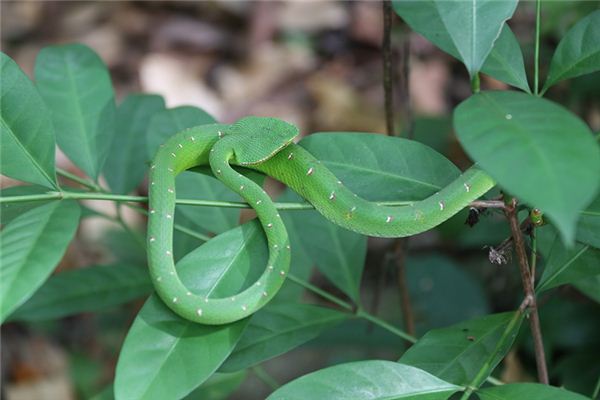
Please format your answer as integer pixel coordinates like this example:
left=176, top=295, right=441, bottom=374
left=236, top=137, right=296, bottom=166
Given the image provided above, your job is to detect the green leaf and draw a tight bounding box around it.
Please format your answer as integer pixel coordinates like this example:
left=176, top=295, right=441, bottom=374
left=35, top=44, right=116, bottom=180
left=0, top=185, right=54, bottom=225
left=185, top=371, right=246, bottom=400
left=481, top=25, right=531, bottom=93
left=176, top=171, right=241, bottom=234
left=573, top=275, right=600, bottom=303
left=0, top=52, right=57, bottom=188
left=300, top=133, right=460, bottom=201
left=104, top=94, right=165, bottom=194
left=543, top=10, right=600, bottom=93
left=577, top=193, right=600, bottom=249
left=146, top=105, right=216, bottom=161
left=285, top=204, right=366, bottom=302
left=114, top=296, right=247, bottom=400
left=392, top=0, right=518, bottom=77
left=10, top=264, right=152, bottom=321
left=114, top=221, right=266, bottom=399
left=454, top=91, right=600, bottom=244
left=400, top=312, right=522, bottom=386
left=406, top=255, right=489, bottom=332
left=220, top=303, right=348, bottom=372
left=0, top=201, right=80, bottom=322
left=537, top=235, right=600, bottom=292
left=477, top=383, right=590, bottom=400
left=267, top=361, right=460, bottom=400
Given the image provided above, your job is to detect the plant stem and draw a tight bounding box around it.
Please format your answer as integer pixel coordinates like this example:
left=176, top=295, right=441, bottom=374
left=534, top=0, right=542, bottom=95
left=506, top=200, right=549, bottom=384
left=530, top=227, right=537, bottom=286
left=394, top=239, right=415, bottom=340
left=382, top=0, right=395, bottom=136
left=251, top=365, right=280, bottom=390
left=356, top=308, right=416, bottom=343
left=0, top=191, right=508, bottom=212
left=56, top=168, right=104, bottom=192
left=287, top=274, right=354, bottom=311
left=471, top=73, right=480, bottom=94
left=125, top=204, right=211, bottom=242
left=459, top=308, right=525, bottom=400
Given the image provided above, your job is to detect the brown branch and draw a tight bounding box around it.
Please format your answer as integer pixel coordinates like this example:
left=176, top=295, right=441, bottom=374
left=505, top=199, right=549, bottom=384
left=383, top=0, right=395, bottom=136
left=394, top=239, right=415, bottom=340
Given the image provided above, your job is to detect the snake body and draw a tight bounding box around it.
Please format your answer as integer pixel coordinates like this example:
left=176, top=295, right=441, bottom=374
left=148, top=117, right=495, bottom=325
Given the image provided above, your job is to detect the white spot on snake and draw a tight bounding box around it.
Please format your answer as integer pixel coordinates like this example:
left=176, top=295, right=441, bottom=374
left=274, top=244, right=279, bottom=249
left=268, top=265, right=274, bottom=271
left=204, top=297, right=209, bottom=303
left=151, top=165, right=155, bottom=169
left=350, top=206, right=357, bottom=213
left=464, top=183, right=471, bottom=192
left=169, top=271, right=174, bottom=276
left=178, top=143, right=183, bottom=149
left=171, top=152, right=176, bottom=158
left=149, top=236, right=155, bottom=242
left=262, top=291, right=268, bottom=297
left=256, top=200, right=262, bottom=205
left=151, top=181, right=155, bottom=186
left=186, top=291, right=192, bottom=296
left=439, top=201, right=445, bottom=211
left=168, top=188, right=174, bottom=193
left=329, top=192, right=336, bottom=201
left=190, top=136, right=196, bottom=141
left=337, top=180, right=342, bottom=185
left=287, top=152, right=294, bottom=160
left=197, top=309, right=203, bottom=316
left=242, top=305, right=247, bottom=311
left=279, top=270, right=286, bottom=276
left=218, top=131, right=223, bottom=138
left=231, top=296, right=236, bottom=301
left=168, top=167, right=173, bottom=172
left=156, top=277, right=162, bottom=282
left=166, top=213, right=172, bottom=219
left=386, top=216, right=393, bottom=223
left=256, top=281, right=261, bottom=286
left=505, top=114, right=513, bottom=120
left=150, top=209, right=155, bottom=214
left=276, top=213, right=281, bottom=218
left=240, top=185, right=245, bottom=191
left=210, top=148, right=214, bottom=153
left=166, top=250, right=172, bottom=255
left=216, top=169, right=221, bottom=174
left=267, top=223, right=273, bottom=228
left=307, top=167, right=314, bottom=176
left=286, top=245, right=291, bottom=250
left=172, top=297, right=178, bottom=303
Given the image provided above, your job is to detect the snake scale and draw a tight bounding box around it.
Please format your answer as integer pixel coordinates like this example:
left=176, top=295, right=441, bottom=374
left=148, top=116, right=495, bottom=325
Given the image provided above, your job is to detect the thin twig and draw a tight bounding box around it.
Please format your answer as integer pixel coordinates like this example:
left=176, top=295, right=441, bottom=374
left=534, top=0, right=542, bottom=96
left=382, top=0, right=395, bottom=136
left=506, top=199, right=549, bottom=384
left=394, top=238, right=415, bottom=340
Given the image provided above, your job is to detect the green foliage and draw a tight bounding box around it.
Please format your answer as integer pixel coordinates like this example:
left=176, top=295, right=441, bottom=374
left=267, top=361, right=460, bottom=400
left=392, top=0, right=518, bottom=78
left=543, top=10, right=600, bottom=93
left=0, top=53, right=57, bottom=188
left=454, top=91, right=600, bottom=243
left=0, top=201, right=80, bottom=322
left=2, top=4, right=600, bottom=400
left=35, top=44, right=116, bottom=180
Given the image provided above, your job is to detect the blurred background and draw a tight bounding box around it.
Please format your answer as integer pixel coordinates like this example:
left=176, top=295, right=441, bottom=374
left=1, top=1, right=599, bottom=399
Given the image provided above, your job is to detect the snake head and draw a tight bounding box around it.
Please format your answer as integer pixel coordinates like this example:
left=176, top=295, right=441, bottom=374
left=226, top=116, right=299, bottom=165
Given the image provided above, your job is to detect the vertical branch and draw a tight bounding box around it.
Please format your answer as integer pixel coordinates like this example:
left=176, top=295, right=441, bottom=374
left=534, top=0, right=542, bottom=95
left=383, top=0, right=395, bottom=136
left=400, top=37, right=414, bottom=139
left=506, top=200, right=549, bottom=384
left=382, top=0, right=416, bottom=342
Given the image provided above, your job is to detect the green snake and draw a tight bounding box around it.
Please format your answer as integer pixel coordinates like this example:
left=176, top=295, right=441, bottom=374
left=148, top=116, right=495, bottom=325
